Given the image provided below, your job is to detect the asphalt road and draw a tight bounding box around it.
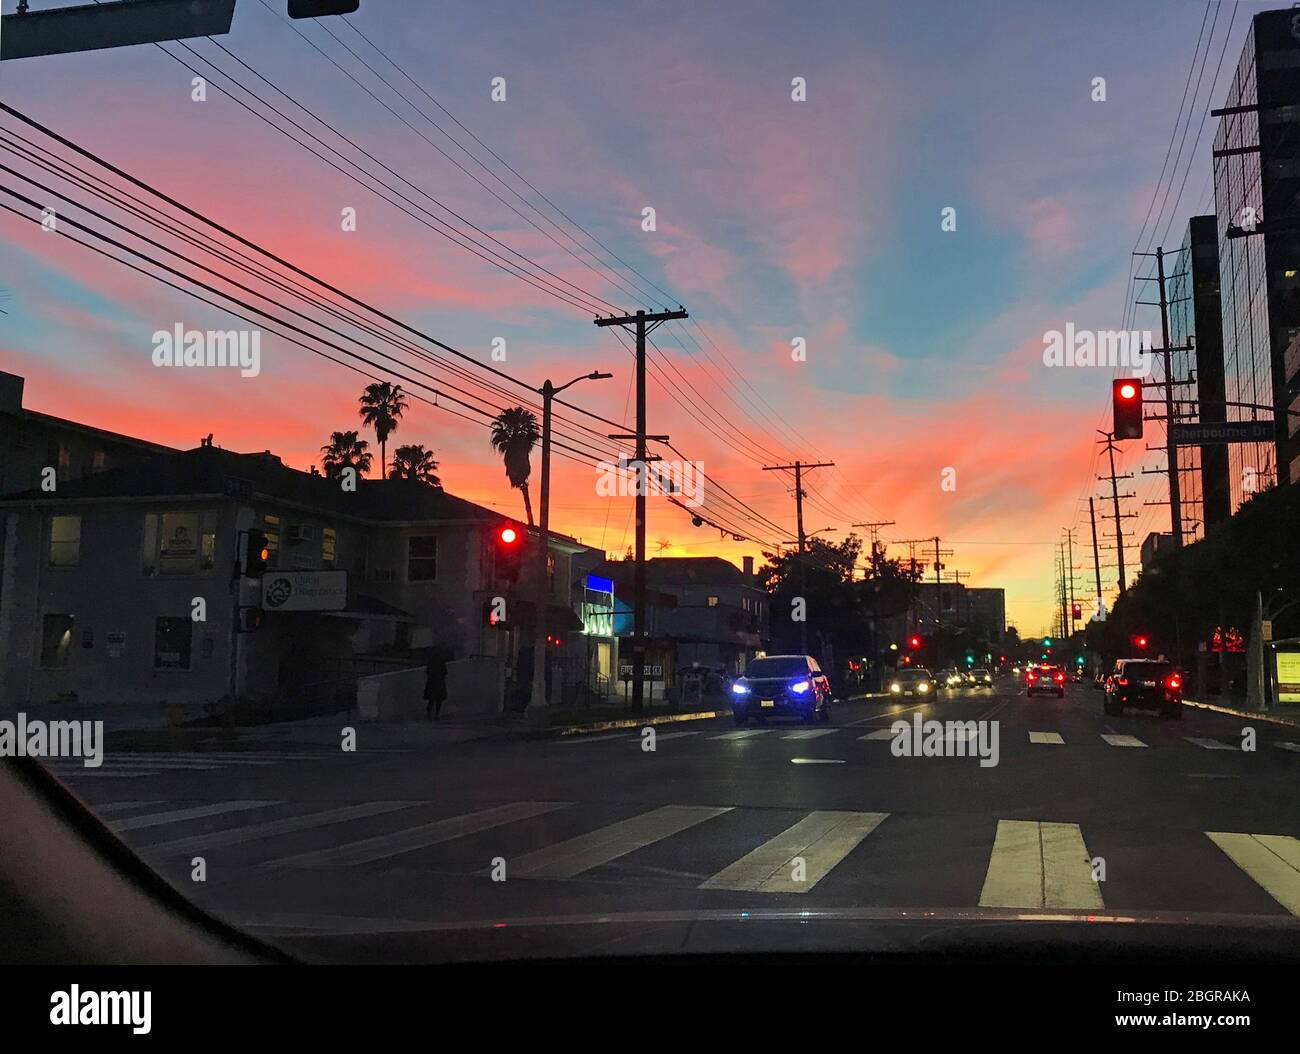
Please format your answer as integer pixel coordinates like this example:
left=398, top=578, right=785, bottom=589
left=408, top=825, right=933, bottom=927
left=45, top=680, right=1300, bottom=962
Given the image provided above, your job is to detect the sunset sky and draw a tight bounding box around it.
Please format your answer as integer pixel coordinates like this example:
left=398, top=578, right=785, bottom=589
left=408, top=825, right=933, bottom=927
left=0, top=0, right=1267, bottom=634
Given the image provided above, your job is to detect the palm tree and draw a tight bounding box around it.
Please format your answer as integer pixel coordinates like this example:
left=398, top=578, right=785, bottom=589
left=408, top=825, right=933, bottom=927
left=390, top=444, right=442, bottom=488
left=489, top=406, right=541, bottom=525
left=320, top=430, right=373, bottom=479
left=358, top=382, right=408, bottom=479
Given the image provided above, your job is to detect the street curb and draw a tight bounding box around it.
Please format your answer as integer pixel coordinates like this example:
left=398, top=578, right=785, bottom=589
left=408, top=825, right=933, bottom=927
left=553, top=710, right=728, bottom=737
left=1183, top=698, right=1299, bottom=728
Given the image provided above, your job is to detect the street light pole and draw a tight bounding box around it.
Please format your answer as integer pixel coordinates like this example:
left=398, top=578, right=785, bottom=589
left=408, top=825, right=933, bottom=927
left=530, top=371, right=612, bottom=710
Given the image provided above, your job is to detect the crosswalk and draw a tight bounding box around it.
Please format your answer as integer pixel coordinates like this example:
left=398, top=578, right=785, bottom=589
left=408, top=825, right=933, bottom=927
left=554, top=726, right=1300, bottom=753
left=39, top=748, right=396, bottom=780
left=95, top=795, right=1300, bottom=919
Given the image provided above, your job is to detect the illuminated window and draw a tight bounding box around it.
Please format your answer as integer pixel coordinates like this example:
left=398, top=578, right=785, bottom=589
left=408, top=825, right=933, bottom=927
left=706, top=595, right=719, bottom=607
left=322, top=527, right=337, bottom=566
left=48, top=515, right=81, bottom=567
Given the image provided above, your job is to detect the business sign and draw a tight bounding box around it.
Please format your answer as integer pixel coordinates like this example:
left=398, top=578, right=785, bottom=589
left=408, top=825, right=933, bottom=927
left=1170, top=421, right=1274, bottom=446
left=261, top=570, right=347, bottom=611
left=1275, top=651, right=1300, bottom=703
left=620, top=665, right=664, bottom=681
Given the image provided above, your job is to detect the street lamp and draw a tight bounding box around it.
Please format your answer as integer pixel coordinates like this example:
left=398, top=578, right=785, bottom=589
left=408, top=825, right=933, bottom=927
left=530, top=370, right=612, bottom=710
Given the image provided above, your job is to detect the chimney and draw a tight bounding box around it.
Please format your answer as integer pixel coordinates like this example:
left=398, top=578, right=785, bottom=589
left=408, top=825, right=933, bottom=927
left=742, top=555, right=754, bottom=577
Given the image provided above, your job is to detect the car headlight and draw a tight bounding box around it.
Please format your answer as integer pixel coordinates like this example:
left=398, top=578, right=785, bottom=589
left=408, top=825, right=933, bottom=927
left=790, top=680, right=811, bottom=694
left=889, top=683, right=901, bottom=693
left=918, top=682, right=930, bottom=692
left=730, top=683, right=750, bottom=695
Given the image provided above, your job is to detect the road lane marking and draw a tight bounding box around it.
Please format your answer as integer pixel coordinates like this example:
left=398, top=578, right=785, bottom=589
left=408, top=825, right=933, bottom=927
left=1186, top=737, right=1236, bottom=751
left=859, top=729, right=895, bottom=741
left=1028, top=732, right=1064, bottom=745
left=555, top=733, right=626, bottom=744
left=1100, top=734, right=1147, bottom=748
left=781, top=729, right=837, bottom=740
left=140, top=801, right=423, bottom=856
left=109, top=801, right=280, bottom=833
left=1207, top=832, right=1300, bottom=916
left=267, top=801, right=572, bottom=869
left=510, top=805, right=732, bottom=879
left=790, top=758, right=845, bottom=765
left=700, top=811, right=888, bottom=893
left=90, top=801, right=166, bottom=814
left=979, top=820, right=1104, bottom=910
left=710, top=729, right=772, bottom=740
left=1276, top=742, right=1300, bottom=753
left=646, top=731, right=701, bottom=742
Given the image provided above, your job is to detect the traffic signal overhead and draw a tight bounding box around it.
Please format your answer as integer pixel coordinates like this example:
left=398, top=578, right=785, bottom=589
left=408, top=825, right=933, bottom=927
left=242, top=530, right=269, bottom=577
left=495, top=522, right=523, bottom=583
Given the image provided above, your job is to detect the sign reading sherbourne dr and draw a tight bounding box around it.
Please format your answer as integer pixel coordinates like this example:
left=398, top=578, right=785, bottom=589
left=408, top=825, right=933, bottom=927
left=261, top=570, right=347, bottom=612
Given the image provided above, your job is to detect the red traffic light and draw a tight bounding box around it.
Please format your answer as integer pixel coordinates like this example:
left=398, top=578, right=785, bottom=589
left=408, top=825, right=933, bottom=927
left=1071, top=602, right=1081, bottom=618
left=908, top=635, right=922, bottom=649
left=1112, top=378, right=1143, bottom=440
left=1134, top=634, right=1149, bottom=650
left=499, top=526, right=519, bottom=545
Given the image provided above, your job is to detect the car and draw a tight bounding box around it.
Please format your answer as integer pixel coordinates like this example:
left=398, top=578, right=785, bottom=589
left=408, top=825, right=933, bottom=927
left=1103, top=659, right=1182, bottom=718
left=971, top=667, right=994, bottom=688
left=937, top=667, right=964, bottom=690
left=887, top=668, right=935, bottom=697
left=730, top=654, right=832, bottom=725
left=1025, top=664, right=1065, bottom=697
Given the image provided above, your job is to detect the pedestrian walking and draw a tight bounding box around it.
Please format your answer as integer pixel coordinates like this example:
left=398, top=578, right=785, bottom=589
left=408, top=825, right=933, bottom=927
left=425, top=648, right=448, bottom=720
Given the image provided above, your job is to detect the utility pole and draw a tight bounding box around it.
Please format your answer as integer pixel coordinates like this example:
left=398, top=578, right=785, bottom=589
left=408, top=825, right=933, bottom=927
left=1065, top=528, right=1076, bottom=633
left=530, top=371, right=611, bottom=711
left=596, top=307, right=688, bottom=712
left=1089, top=497, right=1103, bottom=614
left=763, top=459, right=834, bottom=653
left=851, top=521, right=895, bottom=576
left=1098, top=431, right=1135, bottom=595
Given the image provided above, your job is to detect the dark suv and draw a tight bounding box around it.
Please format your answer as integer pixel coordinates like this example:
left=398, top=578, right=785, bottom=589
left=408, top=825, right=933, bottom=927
left=730, top=655, right=832, bottom=725
left=1104, top=659, right=1182, bottom=719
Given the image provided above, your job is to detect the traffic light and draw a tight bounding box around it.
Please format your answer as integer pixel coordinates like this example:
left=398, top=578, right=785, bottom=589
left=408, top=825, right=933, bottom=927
left=238, top=607, right=263, bottom=633
left=1113, top=378, right=1143, bottom=440
left=243, top=530, right=269, bottom=576
left=495, top=523, right=523, bottom=583
left=908, top=635, right=922, bottom=649
left=1071, top=602, right=1082, bottom=619
left=1133, top=633, right=1149, bottom=650
left=288, top=1, right=360, bottom=18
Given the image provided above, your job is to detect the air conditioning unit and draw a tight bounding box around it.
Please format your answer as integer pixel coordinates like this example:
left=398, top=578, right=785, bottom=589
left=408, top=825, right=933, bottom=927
left=287, top=523, right=317, bottom=545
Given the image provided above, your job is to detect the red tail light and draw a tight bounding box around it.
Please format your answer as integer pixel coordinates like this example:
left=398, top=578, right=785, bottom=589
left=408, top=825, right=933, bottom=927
left=1116, top=677, right=1129, bottom=687
left=1026, top=672, right=1037, bottom=682
left=1166, top=675, right=1181, bottom=691
left=1054, top=673, right=1065, bottom=683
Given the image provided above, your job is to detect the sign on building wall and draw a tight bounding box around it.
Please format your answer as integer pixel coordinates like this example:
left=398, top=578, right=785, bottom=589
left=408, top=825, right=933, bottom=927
left=261, top=570, right=348, bottom=612
left=1276, top=651, right=1300, bottom=704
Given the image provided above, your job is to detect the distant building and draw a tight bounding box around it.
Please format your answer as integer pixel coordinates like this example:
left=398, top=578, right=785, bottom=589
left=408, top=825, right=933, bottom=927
left=911, top=582, right=1006, bottom=642
left=0, top=443, right=589, bottom=723
left=1140, top=532, right=1174, bottom=571
left=1212, top=7, right=1300, bottom=497
left=1169, top=215, right=1232, bottom=537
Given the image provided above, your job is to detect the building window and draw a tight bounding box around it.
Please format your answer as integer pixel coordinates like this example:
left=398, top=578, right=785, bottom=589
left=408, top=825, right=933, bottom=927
left=48, top=515, right=81, bottom=567
left=706, top=595, right=719, bottom=608
left=142, top=511, right=217, bottom=575
left=40, top=614, right=75, bottom=668
left=322, top=527, right=337, bottom=567
left=407, top=535, right=437, bottom=581
left=91, top=450, right=106, bottom=473
left=154, top=617, right=193, bottom=670
left=47, top=440, right=70, bottom=475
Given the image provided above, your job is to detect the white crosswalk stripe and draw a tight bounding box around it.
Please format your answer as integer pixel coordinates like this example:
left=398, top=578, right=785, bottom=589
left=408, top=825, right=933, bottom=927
left=1186, top=737, right=1237, bottom=751
left=265, top=801, right=571, bottom=870
left=110, top=801, right=281, bottom=833
left=1207, top=832, right=1300, bottom=916
left=700, top=811, right=887, bottom=892
left=509, top=805, right=732, bottom=879
left=140, top=801, right=423, bottom=856
left=710, top=729, right=772, bottom=740
left=644, top=731, right=701, bottom=742
left=781, top=729, right=837, bottom=740
left=979, top=820, right=1103, bottom=910
left=1276, top=742, right=1300, bottom=753
left=1100, top=734, right=1146, bottom=748
left=859, top=729, right=896, bottom=741
left=1028, top=732, right=1064, bottom=744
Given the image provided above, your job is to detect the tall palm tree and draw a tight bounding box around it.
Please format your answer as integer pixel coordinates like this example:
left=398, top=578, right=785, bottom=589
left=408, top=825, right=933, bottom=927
left=390, top=444, right=442, bottom=488
left=320, top=430, right=373, bottom=479
left=357, top=382, right=408, bottom=479
left=489, top=406, right=541, bottom=525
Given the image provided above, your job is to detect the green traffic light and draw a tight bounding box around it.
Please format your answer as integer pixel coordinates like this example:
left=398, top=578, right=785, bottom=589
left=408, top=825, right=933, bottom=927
left=1043, top=638, right=1053, bottom=647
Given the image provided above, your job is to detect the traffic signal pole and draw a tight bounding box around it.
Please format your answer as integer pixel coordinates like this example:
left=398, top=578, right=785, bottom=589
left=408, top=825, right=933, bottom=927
left=1089, top=497, right=1103, bottom=613
left=597, top=308, right=687, bottom=713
